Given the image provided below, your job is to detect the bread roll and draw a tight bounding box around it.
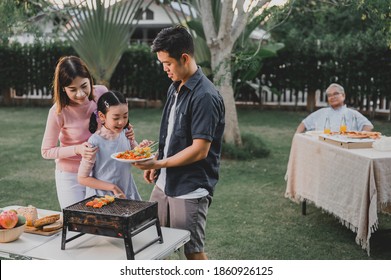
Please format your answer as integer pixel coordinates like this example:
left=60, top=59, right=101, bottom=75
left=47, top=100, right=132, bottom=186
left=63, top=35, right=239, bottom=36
left=33, top=214, right=60, bottom=228
left=17, top=205, right=38, bottom=226
left=42, top=220, right=63, bottom=232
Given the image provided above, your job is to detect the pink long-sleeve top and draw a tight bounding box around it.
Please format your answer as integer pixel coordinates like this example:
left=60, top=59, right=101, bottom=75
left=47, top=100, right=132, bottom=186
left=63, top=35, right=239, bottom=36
left=41, top=85, right=108, bottom=173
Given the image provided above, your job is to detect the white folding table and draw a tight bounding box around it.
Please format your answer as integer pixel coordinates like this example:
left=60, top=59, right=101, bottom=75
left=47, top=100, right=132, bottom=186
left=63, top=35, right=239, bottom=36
left=0, top=206, right=190, bottom=260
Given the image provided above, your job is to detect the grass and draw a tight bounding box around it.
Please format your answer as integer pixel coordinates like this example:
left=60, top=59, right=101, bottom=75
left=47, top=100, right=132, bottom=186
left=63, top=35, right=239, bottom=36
left=1, top=106, right=391, bottom=260
left=222, top=133, right=270, bottom=159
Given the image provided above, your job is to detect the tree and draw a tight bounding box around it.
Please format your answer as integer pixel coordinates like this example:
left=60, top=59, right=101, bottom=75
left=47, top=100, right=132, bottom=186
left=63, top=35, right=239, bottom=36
left=56, top=0, right=151, bottom=86
left=200, top=0, right=278, bottom=145
left=162, top=0, right=276, bottom=145
left=265, top=0, right=390, bottom=115
left=355, top=0, right=391, bottom=49
left=0, top=0, right=51, bottom=44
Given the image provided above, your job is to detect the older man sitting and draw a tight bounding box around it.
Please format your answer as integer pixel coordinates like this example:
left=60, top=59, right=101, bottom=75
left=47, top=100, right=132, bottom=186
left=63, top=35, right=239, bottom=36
left=296, top=83, right=373, bottom=133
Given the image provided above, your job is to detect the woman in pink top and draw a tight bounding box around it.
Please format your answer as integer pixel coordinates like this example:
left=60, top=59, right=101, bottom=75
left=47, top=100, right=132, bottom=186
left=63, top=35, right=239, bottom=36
left=41, top=56, right=133, bottom=209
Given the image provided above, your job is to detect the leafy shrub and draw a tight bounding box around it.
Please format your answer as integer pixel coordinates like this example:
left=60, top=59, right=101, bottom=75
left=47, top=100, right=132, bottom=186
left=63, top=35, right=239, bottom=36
left=222, top=133, right=270, bottom=160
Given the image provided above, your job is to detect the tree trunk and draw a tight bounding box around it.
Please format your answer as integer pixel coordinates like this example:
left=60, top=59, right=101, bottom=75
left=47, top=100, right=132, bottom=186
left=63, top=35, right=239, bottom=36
left=210, top=46, right=242, bottom=146
left=388, top=99, right=391, bottom=121
left=198, top=0, right=264, bottom=146
left=1, top=88, right=12, bottom=106
left=220, top=84, right=242, bottom=145
left=371, top=95, right=376, bottom=120
left=306, top=88, right=316, bottom=112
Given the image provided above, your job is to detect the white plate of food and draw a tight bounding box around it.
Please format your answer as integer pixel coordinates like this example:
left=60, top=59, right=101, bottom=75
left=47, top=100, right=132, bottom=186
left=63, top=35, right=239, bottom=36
left=111, top=152, right=155, bottom=163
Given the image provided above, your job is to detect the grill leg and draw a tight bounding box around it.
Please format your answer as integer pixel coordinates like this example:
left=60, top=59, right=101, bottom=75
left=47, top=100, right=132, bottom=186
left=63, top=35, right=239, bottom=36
left=124, top=237, right=135, bottom=260
left=61, top=223, right=67, bottom=250
left=123, top=225, right=135, bottom=260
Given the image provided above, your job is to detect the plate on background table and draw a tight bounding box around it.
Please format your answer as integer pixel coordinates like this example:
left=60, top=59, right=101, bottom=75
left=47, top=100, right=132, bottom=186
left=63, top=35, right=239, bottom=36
left=305, top=131, right=324, bottom=136
left=345, top=134, right=369, bottom=139
left=111, top=152, right=155, bottom=163
left=344, top=131, right=381, bottom=139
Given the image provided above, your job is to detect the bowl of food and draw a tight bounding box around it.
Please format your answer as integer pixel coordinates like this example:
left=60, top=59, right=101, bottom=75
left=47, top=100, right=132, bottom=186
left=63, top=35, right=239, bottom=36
left=0, top=223, right=26, bottom=243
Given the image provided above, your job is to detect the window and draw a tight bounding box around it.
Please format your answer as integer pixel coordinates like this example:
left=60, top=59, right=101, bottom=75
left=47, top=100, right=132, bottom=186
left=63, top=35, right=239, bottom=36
left=145, top=9, right=153, bottom=20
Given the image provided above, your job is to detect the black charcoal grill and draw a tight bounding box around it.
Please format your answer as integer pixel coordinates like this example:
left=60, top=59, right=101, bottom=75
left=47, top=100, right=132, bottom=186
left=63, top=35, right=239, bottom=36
left=61, top=196, right=163, bottom=260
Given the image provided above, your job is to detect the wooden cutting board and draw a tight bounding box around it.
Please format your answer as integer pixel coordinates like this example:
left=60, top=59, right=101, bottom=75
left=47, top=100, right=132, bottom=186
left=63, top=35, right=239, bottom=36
left=24, top=220, right=63, bottom=236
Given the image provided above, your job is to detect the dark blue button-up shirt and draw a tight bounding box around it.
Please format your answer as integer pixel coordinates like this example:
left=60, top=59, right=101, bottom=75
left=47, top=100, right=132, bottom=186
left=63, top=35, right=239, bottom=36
left=156, top=67, right=225, bottom=197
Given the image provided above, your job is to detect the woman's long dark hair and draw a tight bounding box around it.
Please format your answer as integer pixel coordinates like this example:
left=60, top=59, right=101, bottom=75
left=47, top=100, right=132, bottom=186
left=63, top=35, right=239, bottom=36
left=89, top=91, right=128, bottom=133
left=53, top=56, right=94, bottom=113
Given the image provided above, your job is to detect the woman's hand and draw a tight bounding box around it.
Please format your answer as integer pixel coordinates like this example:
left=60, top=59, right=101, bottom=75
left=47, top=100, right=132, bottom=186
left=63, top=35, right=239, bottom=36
left=75, top=142, right=98, bottom=161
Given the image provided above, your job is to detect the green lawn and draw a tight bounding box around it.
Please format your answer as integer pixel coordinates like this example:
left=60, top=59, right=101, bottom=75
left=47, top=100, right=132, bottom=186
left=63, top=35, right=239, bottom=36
left=1, top=106, right=390, bottom=259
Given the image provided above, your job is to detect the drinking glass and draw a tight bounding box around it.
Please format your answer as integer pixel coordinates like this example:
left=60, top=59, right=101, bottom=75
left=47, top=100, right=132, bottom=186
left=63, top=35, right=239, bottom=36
left=351, top=115, right=358, bottom=131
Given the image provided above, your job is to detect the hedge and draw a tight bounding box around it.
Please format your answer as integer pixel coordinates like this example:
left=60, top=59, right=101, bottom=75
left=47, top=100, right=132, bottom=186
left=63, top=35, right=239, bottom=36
left=0, top=42, right=170, bottom=101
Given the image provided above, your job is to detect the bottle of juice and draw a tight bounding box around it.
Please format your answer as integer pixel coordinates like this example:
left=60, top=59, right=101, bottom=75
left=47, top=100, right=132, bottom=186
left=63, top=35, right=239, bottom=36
left=340, top=115, right=347, bottom=133
left=324, top=117, right=331, bottom=134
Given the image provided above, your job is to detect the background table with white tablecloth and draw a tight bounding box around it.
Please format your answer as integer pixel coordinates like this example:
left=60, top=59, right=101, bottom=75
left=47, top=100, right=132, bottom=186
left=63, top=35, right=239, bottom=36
left=285, top=133, right=391, bottom=254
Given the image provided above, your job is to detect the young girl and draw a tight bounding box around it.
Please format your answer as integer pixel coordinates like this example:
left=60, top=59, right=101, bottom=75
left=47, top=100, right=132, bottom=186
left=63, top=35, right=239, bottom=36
left=78, top=91, right=141, bottom=200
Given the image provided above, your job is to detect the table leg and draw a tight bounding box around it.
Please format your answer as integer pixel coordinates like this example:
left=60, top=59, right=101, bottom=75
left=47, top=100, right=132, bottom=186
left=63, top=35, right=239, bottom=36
left=175, top=246, right=187, bottom=260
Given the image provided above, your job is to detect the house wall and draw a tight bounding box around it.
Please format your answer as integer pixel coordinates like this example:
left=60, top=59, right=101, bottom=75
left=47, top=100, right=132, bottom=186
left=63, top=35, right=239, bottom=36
left=138, top=2, right=175, bottom=25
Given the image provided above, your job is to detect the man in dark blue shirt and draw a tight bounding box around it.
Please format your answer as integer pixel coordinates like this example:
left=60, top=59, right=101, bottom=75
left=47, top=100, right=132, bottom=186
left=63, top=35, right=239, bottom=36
left=133, top=25, right=225, bottom=260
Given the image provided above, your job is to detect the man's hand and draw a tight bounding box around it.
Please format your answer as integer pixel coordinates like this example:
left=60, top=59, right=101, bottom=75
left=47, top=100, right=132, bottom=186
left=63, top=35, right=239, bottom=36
left=133, top=158, right=162, bottom=171
left=143, top=169, right=157, bottom=184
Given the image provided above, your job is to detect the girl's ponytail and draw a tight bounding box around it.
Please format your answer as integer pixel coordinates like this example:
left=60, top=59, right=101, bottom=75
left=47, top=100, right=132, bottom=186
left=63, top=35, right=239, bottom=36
left=89, top=111, right=98, bottom=133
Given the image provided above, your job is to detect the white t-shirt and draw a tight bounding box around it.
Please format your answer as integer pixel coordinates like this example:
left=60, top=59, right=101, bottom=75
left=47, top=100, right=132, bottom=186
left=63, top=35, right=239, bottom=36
left=156, top=92, right=208, bottom=199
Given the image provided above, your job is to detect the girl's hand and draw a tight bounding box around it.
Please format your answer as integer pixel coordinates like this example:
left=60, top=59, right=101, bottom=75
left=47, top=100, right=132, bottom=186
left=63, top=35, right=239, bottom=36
left=75, top=142, right=98, bottom=161
left=125, top=123, right=135, bottom=141
left=111, top=185, right=126, bottom=198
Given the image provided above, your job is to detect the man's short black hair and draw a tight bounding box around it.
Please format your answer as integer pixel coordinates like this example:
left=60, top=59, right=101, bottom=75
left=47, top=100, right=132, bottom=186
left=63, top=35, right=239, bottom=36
left=151, top=25, right=194, bottom=61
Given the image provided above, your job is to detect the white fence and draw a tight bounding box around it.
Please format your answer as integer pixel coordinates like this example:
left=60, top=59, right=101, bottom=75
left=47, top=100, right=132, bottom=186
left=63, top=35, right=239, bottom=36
left=6, top=87, right=391, bottom=115
left=242, top=82, right=390, bottom=115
